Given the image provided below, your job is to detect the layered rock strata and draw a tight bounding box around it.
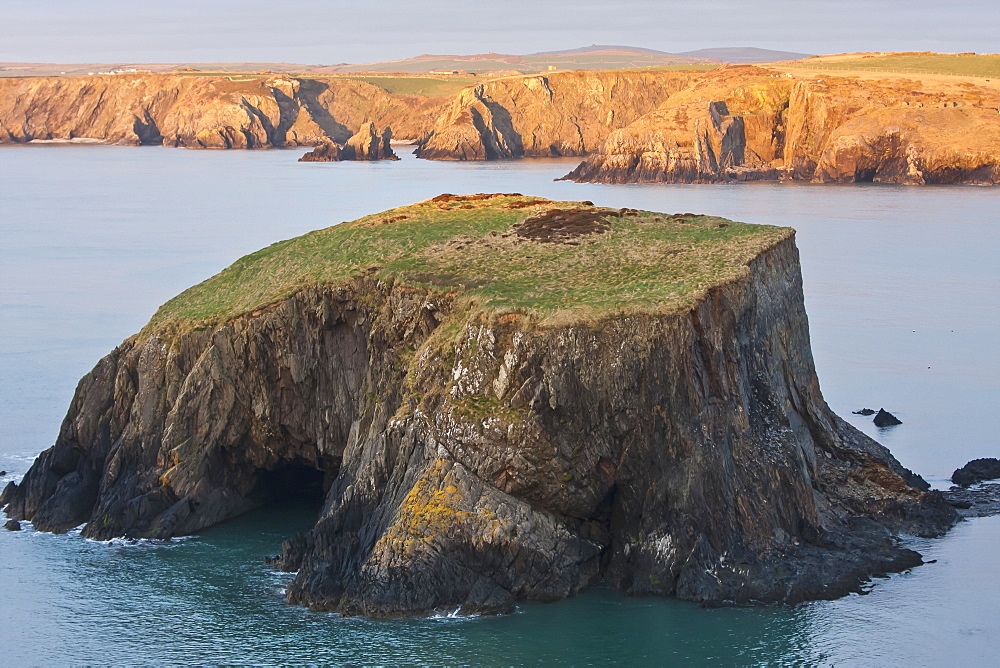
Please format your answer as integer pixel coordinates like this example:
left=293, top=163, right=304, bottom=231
left=564, top=66, right=1000, bottom=184
left=415, top=70, right=695, bottom=159
left=1, top=196, right=956, bottom=617
left=4, top=68, right=997, bottom=182
left=0, top=74, right=444, bottom=148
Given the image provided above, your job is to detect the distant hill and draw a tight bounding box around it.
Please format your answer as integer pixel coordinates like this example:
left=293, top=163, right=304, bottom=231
left=334, top=47, right=717, bottom=74
left=531, top=44, right=674, bottom=56
left=673, top=47, right=814, bottom=63
left=0, top=46, right=816, bottom=79
left=332, top=46, right=816, bottom=74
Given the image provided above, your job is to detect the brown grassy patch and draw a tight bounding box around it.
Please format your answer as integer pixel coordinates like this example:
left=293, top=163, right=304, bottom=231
left=513, top=208, right=617, bottom=243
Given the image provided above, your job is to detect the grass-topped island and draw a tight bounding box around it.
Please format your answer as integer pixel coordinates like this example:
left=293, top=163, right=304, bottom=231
left=2, top=195, right=955, bottom=617
left=147, top=193, right=790, bottom=334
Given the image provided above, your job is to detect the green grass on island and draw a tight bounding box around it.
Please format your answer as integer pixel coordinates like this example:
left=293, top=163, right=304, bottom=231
left=144, top=195, right=792, bottom=336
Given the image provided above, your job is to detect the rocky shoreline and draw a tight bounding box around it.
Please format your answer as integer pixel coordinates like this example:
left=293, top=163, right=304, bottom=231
left=560, top=67, right=1000, bottom=185
left=2, top=67, right=997, bottom=184
left=943, top=483, right=1000, bottom=518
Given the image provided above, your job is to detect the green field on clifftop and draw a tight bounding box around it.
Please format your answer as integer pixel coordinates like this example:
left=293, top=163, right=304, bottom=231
left=785, top=53, right=1000, bottom=78
left=334, top=75, right=483, bottom=96
left=145, top=195, right=792, bottom=335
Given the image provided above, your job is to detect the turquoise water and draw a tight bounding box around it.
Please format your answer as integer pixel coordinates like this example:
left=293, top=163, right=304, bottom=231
left=1, top=145, right=998, bottom=664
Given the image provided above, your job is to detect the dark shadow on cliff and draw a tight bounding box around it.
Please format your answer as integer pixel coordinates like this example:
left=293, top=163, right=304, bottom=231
left=132, top=111, right=164, bottom=146
left=296, top=80, right=353, bottom=143
left=475, top=93, right=524, bottom=159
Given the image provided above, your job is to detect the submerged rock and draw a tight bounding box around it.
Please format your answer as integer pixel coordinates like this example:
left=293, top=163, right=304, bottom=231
left=952, top=458, right=1000, bottom=487
left=873, top=409, right=902, bottom=427
left=853, top=408, right=876, bottom=416
left=1, top=195, right=956, bottom=616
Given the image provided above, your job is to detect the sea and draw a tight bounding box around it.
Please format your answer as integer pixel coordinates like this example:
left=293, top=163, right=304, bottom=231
left=1, top=144, right=998, bottom=665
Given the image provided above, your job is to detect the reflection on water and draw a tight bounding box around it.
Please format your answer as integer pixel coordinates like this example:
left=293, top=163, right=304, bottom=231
left=1, top=145, right=998, bottom=663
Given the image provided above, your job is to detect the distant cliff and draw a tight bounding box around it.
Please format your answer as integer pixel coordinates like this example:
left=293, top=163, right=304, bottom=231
left=2, top=195, right=955, bottom=617
left=414, top=70, right=696, bottom=159
left=0, top=74, right=445, bottom=148
left=563, top=66, right=1000, bottom=184
left=4, top=69, right=997, bottom=183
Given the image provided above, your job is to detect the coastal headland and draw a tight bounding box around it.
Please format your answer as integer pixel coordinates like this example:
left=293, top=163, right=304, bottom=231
left=1, top=52, right=998, bottom=184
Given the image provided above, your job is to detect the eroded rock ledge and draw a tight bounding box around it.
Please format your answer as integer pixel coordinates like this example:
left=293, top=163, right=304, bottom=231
left=0, top=195, right=956, bottom=616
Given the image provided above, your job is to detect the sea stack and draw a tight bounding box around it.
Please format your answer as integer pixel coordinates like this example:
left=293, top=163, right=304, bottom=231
left=1, top=195, right=956, bottom=616
left=299, top=123, right=399, bottom=162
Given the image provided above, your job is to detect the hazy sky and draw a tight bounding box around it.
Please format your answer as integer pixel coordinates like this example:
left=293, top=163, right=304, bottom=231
left=2, top=0, right=997, bottom=63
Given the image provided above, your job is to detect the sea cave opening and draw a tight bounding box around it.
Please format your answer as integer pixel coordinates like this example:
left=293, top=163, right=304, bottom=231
left=855, top=167, right=877, bottom=183
left=250, top=459, right=335, bottom=510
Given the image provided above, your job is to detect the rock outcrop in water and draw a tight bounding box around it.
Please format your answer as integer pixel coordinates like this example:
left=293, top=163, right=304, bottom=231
left=564, top=66, right=1000, bottom=184
left=1, top=195, right=956, bottom=616
left=344, top=122, right=398, bottom=160
left=951, top=458, right=1000, bottom=487
left=299, top=123, right=399, bottom=162
left=299, top=143, right=346, bottom=162
left=0, top=74, right=445, bottom=148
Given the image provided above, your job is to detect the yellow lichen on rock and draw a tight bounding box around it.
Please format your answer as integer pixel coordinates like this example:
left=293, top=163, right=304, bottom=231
left=372, top=458, right=515, bottom=566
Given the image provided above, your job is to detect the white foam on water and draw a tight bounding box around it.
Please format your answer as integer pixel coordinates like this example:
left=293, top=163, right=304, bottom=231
left=82, top=533, right=199, bottom=548
left=0, top=453, right=40, bottom=485
left=429, top=605, right=480, bottom=621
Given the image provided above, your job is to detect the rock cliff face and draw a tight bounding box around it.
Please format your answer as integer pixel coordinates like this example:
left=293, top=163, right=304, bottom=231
left=415, top=70, right=695, bottom=160
left=293, top=78, right=446, bottom=143
left=808, top=107, right=1000, bottom=184
left=1, top=196, right=955, bottom=616
left=5, top=69, right=996, bottom=180
left=344, top=122, right=398, bottom=160
left=0, top=74, right=444, bottom=148
left=565, top=66, right=1000, bottom=184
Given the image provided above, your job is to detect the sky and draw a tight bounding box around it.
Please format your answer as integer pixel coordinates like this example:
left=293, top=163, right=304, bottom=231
left=2, top=0, right=997, bottom=64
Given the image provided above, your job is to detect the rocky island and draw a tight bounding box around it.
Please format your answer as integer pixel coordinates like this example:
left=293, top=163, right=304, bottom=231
left=1, top=195, right=956, bottom=616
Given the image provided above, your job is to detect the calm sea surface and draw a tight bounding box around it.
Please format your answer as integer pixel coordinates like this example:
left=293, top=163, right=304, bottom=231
left=1, top=145, right=998, bottom=664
